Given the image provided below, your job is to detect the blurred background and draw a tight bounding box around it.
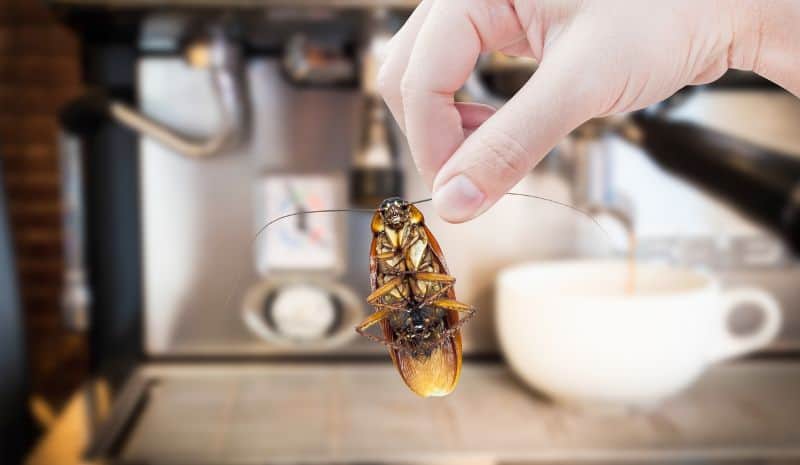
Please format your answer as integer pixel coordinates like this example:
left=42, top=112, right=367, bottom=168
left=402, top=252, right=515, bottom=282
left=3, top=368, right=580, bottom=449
left=1, top=1, right=800, bottom=464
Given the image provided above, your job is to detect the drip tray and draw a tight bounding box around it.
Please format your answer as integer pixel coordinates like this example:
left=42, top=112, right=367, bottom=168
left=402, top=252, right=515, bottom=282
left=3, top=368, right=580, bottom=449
left=71, top=362, right=800, bottom=463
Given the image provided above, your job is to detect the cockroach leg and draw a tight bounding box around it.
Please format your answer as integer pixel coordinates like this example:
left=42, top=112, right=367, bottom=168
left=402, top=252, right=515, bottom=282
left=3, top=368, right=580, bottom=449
left=355, top=308, right=406, bottom=351
left=355, top=308, right=394, bottom=334
left=412, top=272, right=455, bottom=284
left=444, top=312, right=478, bottom=338
left=421, top=285, right=453, bottom=306
left=370, top=302, right=409, bottom=312
left=359, top=331, right=403, bottom=350
left=366, top=276, right=404, bottom=304
left=432, top=298, right=475, bottom=314
left=436, top=299, right=477, bottom=338
left=414, top=273, right=456, bottom=305
left=374, top=251, right=396, bottom=260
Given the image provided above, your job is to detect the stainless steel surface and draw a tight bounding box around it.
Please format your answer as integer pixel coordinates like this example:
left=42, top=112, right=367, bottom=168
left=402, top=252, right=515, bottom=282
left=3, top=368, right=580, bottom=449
left=59, top=132, right=91, bottom=332
left=568, top=126, right=614, bottom=211
left=140, top=57, right=369, bottom=355
left=69, top=361, right=800, bottom=464
left=112, top=31, right=247, bottom=159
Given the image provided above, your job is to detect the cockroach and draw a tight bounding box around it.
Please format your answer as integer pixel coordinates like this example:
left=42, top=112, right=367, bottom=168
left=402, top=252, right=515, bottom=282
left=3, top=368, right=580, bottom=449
left=356, top=197, right=474, bottom=397
left=244, top=193, right=608, bottom=397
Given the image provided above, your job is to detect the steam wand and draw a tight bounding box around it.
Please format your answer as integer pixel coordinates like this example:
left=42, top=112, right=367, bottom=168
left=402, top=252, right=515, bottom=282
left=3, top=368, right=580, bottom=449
left=61, top=28, right=248, bottom=160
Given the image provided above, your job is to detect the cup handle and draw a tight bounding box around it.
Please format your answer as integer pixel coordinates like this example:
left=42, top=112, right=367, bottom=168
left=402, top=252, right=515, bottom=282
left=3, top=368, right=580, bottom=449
left=708, top=288, right=782, bottom=363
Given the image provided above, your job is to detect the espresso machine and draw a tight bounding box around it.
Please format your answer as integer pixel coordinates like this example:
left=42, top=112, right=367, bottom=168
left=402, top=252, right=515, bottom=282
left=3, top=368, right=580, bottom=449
left=28, top=1, right=800, bottom=464
left=57, top=4, right=584, bottom=363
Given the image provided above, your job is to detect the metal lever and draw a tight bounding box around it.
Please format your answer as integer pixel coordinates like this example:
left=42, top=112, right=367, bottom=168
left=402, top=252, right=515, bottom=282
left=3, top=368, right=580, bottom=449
left=109, top=30, right=247, bottom=159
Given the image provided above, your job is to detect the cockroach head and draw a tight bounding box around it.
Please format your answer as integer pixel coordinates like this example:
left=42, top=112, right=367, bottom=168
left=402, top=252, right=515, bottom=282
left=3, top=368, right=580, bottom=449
left=379, top=197, right=410, bottom=229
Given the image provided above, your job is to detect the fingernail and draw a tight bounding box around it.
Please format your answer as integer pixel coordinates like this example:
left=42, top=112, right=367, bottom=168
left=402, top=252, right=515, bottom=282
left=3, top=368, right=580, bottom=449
left=432, top=174, right=486, bottom=222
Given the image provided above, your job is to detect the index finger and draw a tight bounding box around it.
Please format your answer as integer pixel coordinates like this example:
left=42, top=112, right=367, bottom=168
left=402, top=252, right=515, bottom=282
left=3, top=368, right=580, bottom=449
left=401, top=1, right=482, bottom=186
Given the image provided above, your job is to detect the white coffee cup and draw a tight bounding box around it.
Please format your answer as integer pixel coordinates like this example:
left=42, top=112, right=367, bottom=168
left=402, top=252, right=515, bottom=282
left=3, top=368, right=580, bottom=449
left=496, top=260, right=782, bottom=408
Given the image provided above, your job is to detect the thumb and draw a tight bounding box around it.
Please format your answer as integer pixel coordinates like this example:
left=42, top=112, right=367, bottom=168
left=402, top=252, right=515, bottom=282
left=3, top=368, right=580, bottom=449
left=431, top=55, right=595, bottom=223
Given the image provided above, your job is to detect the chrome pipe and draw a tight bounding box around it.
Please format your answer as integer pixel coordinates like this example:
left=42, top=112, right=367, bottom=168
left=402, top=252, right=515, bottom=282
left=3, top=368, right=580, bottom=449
left=109, top=31, right=247, bottom=159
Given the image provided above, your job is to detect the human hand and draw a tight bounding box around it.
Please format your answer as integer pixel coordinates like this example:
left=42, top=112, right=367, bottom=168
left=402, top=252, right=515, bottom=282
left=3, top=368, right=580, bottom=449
left=378, top=0, right=795, bottom=222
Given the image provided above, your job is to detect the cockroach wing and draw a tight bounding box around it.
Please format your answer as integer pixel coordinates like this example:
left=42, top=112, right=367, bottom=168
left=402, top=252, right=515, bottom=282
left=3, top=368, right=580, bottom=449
left=393, top=337, right=461, bottom=397
left=417, top=224, right=463, bottom=395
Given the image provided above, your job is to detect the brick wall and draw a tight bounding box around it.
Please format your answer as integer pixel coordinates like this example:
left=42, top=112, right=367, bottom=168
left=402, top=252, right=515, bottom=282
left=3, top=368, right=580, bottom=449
left=0, top=0, right=87, bottom=408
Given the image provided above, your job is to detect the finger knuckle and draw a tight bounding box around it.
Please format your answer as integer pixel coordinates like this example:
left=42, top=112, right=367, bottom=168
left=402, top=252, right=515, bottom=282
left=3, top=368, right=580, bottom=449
left=476, top=127, right=530, bottom=178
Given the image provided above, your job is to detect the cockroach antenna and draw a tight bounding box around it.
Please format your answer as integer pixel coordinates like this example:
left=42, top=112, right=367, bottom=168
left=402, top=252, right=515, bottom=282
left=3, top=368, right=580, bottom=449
left=251, top=192, right=611, bottom=244
left=224, top=192, right=614, bottom=311
left=411, top=192, right=613, bottom=241
left=222, top=206, right=375, bottom=311
left=251, top=207, right=375, bottom=241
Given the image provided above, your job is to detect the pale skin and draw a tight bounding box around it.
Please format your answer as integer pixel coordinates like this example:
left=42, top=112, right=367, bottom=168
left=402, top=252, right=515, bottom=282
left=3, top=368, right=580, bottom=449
left=377, top=0, right=800, bottom=223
